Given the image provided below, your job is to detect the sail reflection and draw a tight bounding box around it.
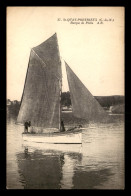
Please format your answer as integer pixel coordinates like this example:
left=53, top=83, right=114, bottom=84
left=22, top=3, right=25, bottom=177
left=16, top=141, right=116, bottom=189
left=16, top=143, right=82, bottom=189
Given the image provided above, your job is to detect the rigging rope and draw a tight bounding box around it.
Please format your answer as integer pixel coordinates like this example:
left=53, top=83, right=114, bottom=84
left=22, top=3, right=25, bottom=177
left=32, top=48, right=61, bottom=80
left=32, top=49, right=46, bottom=68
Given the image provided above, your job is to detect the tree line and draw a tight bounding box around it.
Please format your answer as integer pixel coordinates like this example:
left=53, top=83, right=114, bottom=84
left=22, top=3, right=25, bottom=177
left=7, top=92, right=124, bottom=116
left=61, top=92, right=124, bottom=108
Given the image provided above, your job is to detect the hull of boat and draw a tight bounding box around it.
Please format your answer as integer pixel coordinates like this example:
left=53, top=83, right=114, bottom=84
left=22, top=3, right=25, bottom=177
left=22, top=130, right=82, bottom=144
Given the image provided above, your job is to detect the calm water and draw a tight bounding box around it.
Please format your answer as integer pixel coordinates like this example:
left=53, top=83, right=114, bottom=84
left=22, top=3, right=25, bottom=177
left=6, top=113, right=124, bottom=189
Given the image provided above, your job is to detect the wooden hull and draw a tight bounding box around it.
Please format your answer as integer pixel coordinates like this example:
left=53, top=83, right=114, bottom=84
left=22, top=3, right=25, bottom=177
left=22, top=130, right=82, bottom=144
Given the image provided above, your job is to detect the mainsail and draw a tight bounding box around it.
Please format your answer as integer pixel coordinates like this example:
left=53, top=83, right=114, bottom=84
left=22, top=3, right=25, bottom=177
left=17, top=33, right=62, bottom=128
left=65, top=62, right=107, bottom=121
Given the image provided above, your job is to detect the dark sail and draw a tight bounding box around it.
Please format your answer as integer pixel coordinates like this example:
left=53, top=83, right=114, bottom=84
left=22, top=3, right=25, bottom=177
left=65, top=62, right=107, bottom=121
left=17, top=34, right=62, bottom=128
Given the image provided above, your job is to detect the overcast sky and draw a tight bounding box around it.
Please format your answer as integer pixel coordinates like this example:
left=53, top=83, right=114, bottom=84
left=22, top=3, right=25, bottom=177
left=7, top=7, right=124, bottom=101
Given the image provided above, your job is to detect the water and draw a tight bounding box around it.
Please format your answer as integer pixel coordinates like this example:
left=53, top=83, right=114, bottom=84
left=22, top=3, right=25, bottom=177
left=6, top=114, right=124, bottom=189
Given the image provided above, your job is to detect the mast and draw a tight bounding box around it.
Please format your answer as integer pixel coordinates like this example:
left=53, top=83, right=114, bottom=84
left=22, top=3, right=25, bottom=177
left=59, top=79, right=62, bottom=130
left=56, top=36, right=62, bottom=131
left=59, top=60, right=62, bottom=130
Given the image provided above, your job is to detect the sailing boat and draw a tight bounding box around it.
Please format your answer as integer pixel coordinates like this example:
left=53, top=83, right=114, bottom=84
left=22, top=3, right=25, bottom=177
left=17, top=33, right=107, bottom=144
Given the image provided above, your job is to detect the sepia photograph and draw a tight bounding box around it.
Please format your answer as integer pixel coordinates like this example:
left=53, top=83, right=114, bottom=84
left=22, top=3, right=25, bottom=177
left=7, top=6, right=124, bottom=189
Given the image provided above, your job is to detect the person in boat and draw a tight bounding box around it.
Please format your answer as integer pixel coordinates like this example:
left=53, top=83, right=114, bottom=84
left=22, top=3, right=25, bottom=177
left=28, top=121, right=31, bottom=128
left=60, top=120, right=65, bottom=132
left=24, top=121, right=31, bottom=133
left=67, top=124, right=82, bottom=132
left=28, top=121, right=31, bottom=132
left=24, top=121, right=29, bottom=133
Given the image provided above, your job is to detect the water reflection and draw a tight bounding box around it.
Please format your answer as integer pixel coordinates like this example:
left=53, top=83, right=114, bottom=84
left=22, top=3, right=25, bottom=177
left=7, top=114, right=124, bottom=189
left=17, top=144, right=82, bottom=189
left=16, top=143, right=116, bottom=189
left=73, top=168, right=112, bottom=189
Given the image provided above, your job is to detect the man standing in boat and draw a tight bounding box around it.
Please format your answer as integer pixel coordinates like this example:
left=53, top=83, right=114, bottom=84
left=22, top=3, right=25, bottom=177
left=60, top=120, right=65, bottom=132
left=24, top=121, right=28, bottom=133
left=24, top=121, right=31, bottom=133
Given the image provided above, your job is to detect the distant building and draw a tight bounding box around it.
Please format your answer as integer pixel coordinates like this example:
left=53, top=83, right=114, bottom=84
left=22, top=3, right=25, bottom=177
left=109, top=106, right=113, bottom=113
left=7, top=99, right=11, bottom=105
left=12, top=100, right=20, bottom=105
left=7, top=99, right=20, bottom=106
left=110, top=104, right=124, bottom=114
left=62, top=105, right=72, bottom=111
left=12, top=100, right=18, bottom=104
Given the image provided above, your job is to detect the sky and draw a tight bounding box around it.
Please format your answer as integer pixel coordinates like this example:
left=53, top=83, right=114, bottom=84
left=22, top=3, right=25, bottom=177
left=7, top=7, right=124, bottom=101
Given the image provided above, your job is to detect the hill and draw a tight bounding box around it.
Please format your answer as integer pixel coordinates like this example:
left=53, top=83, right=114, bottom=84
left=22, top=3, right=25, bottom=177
left=94, top=95, right=124, bottom=108
left=7, top=94, right=124, bottom=117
